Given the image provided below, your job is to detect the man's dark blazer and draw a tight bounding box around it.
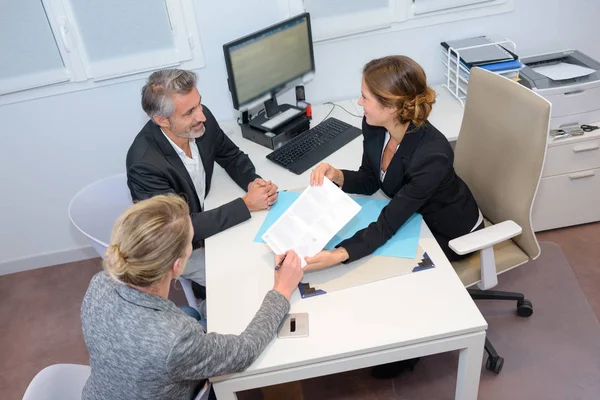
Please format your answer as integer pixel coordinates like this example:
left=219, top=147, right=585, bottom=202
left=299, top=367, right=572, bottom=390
left=126, top=106, right=259, bottom=248
left=338, top=118, right=480, bottom=262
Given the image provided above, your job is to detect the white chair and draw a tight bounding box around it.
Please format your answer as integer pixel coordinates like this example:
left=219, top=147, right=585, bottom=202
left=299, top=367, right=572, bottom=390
left=22, top=363, right=211, bottom=400
left=22, top=364, right=91, bottom=400
left=68, top=174, right=199, bottom=310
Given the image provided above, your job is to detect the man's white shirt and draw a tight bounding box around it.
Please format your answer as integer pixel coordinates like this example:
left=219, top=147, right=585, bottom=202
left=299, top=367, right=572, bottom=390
left=161, top=130, right=206, bottom=208
left=161, top=130, right=207, bottom=286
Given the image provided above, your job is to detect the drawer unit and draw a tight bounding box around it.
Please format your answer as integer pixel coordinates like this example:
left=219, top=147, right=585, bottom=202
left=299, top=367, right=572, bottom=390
left=533, top=167, right=600, bottom=231
left=533, top=128, right=600, bottom=231
left=543, top=136, right=600, bottom=177
left=543, top=83, right=600, bottom=119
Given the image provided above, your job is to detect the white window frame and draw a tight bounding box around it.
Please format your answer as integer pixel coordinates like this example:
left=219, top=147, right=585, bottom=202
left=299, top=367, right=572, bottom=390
left=283, top=0, right=398, bottom=43
left=279, top=0, right=514, bottom=43
left=1, top=0, right=205, bottom=106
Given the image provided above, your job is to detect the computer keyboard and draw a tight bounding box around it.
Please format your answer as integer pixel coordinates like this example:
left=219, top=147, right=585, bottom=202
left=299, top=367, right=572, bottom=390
left=266, top=117, right=362, bottom=175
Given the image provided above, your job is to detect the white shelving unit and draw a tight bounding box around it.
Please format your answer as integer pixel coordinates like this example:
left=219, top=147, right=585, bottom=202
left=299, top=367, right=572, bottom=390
left=441, top=38, right=518, bottom=106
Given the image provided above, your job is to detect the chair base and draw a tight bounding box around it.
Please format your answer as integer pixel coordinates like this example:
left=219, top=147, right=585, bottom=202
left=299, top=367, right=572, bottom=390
left=484, top=337, right=504, bottom=373
left=468, top=288, right=523, bottom=301
left=468, top=288, right=534, bottom=374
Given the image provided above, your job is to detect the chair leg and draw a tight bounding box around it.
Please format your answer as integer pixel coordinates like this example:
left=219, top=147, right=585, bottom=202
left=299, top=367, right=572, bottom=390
left=484, top=337, right=498, bottom=359
left=484, top=337, right=504, bottom=374
left=469, top=287, right=534, bottom=375
left=468, top=288, right=533, bottom=317
left=468, top=288, right=523, bottom=301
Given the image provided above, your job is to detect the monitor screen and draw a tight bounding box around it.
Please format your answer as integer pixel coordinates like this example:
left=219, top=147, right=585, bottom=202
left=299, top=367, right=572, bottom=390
left=223, top=13, right=315, bottom=110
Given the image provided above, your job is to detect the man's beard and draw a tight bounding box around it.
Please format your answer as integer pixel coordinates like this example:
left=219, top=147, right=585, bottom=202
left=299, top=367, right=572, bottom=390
left=173, top=122, right=206, bottom=139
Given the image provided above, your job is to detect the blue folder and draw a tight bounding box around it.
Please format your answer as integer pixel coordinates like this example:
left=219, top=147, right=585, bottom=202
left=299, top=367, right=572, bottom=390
left=467, top=59, right=523, bottom=72
left=254, top=191, right=422, bottom=259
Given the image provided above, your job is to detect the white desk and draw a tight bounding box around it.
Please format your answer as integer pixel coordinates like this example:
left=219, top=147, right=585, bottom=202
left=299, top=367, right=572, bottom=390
left=207, top=101, right=487, bottom=400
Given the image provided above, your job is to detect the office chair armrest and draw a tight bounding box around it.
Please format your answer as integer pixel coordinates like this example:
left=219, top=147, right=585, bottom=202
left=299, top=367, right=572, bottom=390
left=449, top=220, right=522, bottom=255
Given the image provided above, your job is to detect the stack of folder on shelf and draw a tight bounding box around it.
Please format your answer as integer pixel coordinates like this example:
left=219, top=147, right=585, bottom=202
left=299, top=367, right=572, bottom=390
left=440, top=36, right=523, bottom=104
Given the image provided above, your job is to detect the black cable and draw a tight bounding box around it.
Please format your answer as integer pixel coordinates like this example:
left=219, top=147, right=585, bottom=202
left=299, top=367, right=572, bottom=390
left=322, top=102, right=336, bottom=121
left=336, top=103, right=363, bottom=118
left=322, top=101, right=363, bottom=119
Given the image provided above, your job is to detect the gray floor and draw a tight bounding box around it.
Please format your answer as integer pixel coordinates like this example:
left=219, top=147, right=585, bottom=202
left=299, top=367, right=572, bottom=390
left=1, top=223, right=599, bottom=400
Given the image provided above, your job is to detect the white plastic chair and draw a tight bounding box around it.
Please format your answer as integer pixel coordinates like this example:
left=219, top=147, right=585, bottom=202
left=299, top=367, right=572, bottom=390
left=22, top=363, right=210, bottom=400
left=22, top=364, right=91, bottom=400
left=68, top=174, right=199, bottom=310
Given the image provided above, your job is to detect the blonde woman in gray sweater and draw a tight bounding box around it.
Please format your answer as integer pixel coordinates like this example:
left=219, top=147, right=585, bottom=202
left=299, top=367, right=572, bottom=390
left=80, top=194, right=303, bottom=400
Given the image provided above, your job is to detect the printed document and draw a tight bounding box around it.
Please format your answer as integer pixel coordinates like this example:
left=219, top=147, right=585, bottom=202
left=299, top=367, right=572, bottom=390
left=262, top=178, right=361, bottom=267
left=532, top=62, right=595, bottom=81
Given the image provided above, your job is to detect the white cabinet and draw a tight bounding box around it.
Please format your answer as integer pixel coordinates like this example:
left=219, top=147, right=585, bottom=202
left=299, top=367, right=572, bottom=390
left=533, top=128, right=600, bottom=231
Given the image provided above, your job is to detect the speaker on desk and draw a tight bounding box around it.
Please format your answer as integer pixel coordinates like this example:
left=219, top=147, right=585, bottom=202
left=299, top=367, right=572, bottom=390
left=295, top=85, right=306, bottom=105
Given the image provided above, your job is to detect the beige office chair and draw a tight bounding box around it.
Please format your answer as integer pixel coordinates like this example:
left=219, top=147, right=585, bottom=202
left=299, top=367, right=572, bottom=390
left=448, top=68, right=551, bottom=373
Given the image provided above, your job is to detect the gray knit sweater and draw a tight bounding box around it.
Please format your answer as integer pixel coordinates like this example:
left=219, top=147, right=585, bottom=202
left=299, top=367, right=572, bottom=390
left=81, top=272, right=289, bottom=400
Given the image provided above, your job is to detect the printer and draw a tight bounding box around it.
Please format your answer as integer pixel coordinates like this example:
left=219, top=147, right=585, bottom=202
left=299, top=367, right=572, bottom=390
left=519, top=50, right=600, bottom=130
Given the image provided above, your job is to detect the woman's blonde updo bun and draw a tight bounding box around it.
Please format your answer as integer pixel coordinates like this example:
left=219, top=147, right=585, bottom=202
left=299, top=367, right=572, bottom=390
left=363, top=56, right=436, bottom=127
left=104, top=194, right=191, bottom=287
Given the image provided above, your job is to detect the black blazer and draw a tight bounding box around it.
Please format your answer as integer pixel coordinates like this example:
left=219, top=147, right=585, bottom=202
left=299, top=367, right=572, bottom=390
left=338, top=118, right=479, bottom=262
left=126, top=106, right=259, bottom=248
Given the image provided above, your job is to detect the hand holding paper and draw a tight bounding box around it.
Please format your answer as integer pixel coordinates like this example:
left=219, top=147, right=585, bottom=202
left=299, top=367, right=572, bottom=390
left=261, top=178, right=361, bottom=268
left=310, top=162, right=344, bottom=187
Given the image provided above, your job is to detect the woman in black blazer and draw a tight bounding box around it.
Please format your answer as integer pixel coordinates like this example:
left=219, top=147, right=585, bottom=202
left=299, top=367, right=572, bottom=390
left=307, top=55, right=483, bottom=269
left=307, top=55, right=483, bottom=379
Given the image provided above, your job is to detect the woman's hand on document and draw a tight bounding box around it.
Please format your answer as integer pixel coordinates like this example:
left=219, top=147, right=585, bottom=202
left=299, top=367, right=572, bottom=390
left=310, top=163, right=344, bottom=187
left=273, top=250, right=304, bottom=300
left=304, top=247, right=349, bottom=272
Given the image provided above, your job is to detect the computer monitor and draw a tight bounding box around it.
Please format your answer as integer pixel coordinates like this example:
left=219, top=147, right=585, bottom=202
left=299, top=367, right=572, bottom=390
left=223, top=13, right=315, bottom=113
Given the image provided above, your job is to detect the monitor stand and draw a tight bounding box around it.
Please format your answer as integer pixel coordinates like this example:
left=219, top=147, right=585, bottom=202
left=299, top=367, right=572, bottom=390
left=248, top=96, right=304, bottom=133
left=241, top=102, right=310, bottom=150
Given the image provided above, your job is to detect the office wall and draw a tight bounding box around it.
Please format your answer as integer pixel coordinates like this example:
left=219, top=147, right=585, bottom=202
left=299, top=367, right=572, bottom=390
left=1, top=0, right=598, bottom=274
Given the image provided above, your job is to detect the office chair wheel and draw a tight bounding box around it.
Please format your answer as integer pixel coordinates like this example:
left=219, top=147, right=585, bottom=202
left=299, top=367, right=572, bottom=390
left=517, top=299, right=533, bottom=317
left=486, top=355, right=504, bottom=374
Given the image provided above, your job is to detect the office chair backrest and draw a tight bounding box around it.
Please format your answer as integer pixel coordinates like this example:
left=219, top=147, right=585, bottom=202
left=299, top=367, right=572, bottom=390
left=69, top=174, right=200, bottom=311
left=22, top=364, right=91, bottom=400
left=453, top=68, right=551, bottom=260
left=68, top=174, right=132, bottom=258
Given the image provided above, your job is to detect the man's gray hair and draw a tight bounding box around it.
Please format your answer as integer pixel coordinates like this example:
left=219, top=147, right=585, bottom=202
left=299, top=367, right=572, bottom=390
left=141, top=69, right=197, bottom=119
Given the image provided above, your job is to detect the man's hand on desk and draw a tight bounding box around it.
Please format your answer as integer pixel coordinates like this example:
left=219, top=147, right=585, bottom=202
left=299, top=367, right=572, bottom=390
left=304, top=247, right=349, bottom=272
left=273, top=250, right=304, bottom=300
left=310, top=162, right=344, bottom=187
left=243, top=178, right=278, bottom=212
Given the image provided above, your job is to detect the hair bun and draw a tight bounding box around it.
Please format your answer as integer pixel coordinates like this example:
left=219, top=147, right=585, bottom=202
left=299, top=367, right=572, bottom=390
left=105, top=244, right=128, bottom=276
left=398, top=87, right=436, bottom=127
left=106, top=244, right=125, bottom=260
left=363, top=56, right=436, bottom=127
